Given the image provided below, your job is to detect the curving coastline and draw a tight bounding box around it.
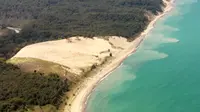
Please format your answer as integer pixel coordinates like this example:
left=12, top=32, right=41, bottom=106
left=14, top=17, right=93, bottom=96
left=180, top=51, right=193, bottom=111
left=64, top=0, right=174, bottom=112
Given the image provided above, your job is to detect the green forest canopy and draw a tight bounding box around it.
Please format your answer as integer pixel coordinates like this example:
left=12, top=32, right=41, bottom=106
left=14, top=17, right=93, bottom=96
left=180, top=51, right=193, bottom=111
left=0, top=61, right=69, bottom=111
left=0, top=0, right=164, bottom=37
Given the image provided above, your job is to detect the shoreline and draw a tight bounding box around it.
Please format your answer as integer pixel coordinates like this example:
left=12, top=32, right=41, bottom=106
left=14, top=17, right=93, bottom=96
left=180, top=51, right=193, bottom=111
left=64, top=0, right=174, bottom=112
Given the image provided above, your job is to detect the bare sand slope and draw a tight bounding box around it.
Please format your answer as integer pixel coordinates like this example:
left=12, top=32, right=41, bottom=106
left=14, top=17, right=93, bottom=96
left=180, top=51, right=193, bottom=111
left=13, top=36, right=131, bottom=76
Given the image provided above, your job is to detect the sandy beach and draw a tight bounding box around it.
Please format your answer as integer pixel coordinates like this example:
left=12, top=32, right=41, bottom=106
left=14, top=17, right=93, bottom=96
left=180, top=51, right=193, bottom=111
left=64, top=0, right=174, bottom=112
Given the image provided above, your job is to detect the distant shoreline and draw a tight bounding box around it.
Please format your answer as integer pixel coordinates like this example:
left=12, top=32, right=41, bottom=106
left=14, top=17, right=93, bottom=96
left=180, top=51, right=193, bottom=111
left=64, top=0, right=174, bottom=112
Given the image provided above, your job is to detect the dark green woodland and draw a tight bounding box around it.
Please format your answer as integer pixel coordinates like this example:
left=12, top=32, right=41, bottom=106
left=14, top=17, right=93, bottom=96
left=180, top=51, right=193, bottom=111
left=0, top=61, right=69, bottom=111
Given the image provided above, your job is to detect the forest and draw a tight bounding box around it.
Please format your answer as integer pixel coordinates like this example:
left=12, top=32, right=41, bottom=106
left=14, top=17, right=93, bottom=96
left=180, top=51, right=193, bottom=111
left=0, top=60, right=70, bottom=111
left=0, top=0, right=165, bottom=111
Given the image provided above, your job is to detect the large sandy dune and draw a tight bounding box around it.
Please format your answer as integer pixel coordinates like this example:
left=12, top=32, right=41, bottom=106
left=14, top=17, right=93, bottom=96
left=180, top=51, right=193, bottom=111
left=13, top=36, right=131, bottom=76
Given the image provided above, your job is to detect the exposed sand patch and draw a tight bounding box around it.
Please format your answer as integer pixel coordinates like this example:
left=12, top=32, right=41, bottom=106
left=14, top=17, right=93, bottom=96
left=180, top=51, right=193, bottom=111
left=108, top=36, right=130, bottom=50
left=13, top=36, right=130, bottom=76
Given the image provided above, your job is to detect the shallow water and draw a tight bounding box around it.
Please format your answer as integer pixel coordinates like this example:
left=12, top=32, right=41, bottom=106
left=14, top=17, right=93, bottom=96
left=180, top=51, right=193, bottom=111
left=86, top=0, right=200, bottom=112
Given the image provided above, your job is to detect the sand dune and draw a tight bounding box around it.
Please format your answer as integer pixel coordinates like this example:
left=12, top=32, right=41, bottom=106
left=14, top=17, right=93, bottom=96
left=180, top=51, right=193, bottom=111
left=13, top=36, right=131, bottom=76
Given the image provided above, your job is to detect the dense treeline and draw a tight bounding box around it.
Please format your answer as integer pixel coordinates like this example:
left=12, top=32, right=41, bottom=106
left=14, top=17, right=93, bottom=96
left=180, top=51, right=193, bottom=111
left=0, top=61, right=69, bottom=111
left=0, top=0, right=164, bottom=37
left=0, top=0, right=164, bottom=59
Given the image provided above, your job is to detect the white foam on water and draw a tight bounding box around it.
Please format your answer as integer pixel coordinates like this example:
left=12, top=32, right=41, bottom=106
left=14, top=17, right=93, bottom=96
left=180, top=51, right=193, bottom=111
left=149, top=34, right=179, bottom=43
left=176, top=0, right=198, bottom=5
left=123, top=21, right=180, bottom=68
left=160, top=8, right=184, bottom=22
left=141, top=34, right=179, bottom=50
left=94, top=47, right=170, bottom=96
left=89, top=46, right=170, bottom=111
left=172, top=0, right=198, bottom=18
left=155, top=25, right=179, bottom=32
left=165, top=38, right=179, bottom=43
left=161, top=0, right=197, bottom=21
left=96, top=65, right=137, bottom=93
left=129, top=50, right=168, bottom=63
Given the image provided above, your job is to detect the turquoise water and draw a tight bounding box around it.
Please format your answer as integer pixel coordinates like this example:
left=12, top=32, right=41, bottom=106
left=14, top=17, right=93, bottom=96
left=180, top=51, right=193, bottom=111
left=86, top=0, right=200, bottom=112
